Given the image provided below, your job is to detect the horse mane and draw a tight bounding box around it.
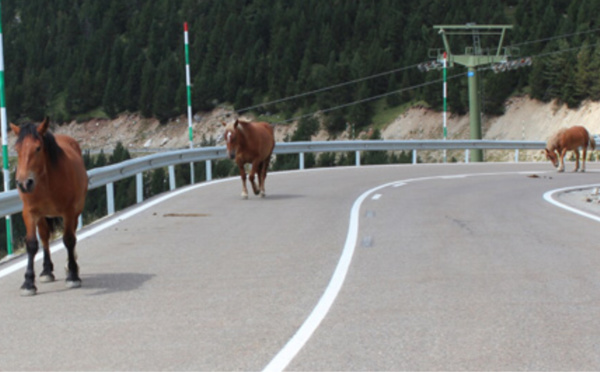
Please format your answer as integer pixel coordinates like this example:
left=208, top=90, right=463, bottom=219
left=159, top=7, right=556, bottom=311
left=15, top=122, right=64, bottom=165
left=547, top=128, right=567, bottom=150
left=224, top=121, right=237, bottom=132
left=225, top=119, right=249, bottom=133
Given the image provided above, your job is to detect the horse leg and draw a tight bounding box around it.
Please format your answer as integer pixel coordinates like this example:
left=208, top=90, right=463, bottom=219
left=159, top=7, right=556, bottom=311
left=37, top=219, right=55, bottom=283
left=249, top=160, right=261, bottom=196
left=238, top=163, right=249, bottom=199
left=558, top=149, right=566, bottom=172
left=581, top=148, right=587, bottom=172
left=20, top=236, right=39, bottom=296
left=574, top=150, right=580, bottom=172
left=63, top=216, right=81, bottom=289
left=19, top=211, right=39, bottom=296
left=259, top=158, right=270, bottom=197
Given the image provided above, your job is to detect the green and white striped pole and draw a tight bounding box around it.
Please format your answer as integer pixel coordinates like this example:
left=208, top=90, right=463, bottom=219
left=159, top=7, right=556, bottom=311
left=0, top=2, right=12, bottom=256
left=0, top=2, right=13, bottom=256
left=184, top=22, right=195, bottom=184
left=442, top=51, right=448, bottom=163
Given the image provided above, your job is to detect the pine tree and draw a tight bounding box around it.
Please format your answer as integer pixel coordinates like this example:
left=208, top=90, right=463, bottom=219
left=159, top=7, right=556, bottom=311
left=574, top=44, right=593, bottom=101
left=139, top=59, right=155, bottom=118
left=589, top=47, right=600, bottom=101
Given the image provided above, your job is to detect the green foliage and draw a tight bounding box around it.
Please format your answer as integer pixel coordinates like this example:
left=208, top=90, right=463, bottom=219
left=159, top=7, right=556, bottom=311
left=2, top=0, right=566, bottom=126
left=361, top=129, right=389, bottom=165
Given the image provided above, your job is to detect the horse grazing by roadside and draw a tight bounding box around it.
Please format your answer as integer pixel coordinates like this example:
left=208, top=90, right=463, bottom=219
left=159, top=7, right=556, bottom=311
left=222, top=119, right=275, bottom=198
left=11, top=118, right=88, bottom=296
left=545, top=125, right=596, bottom=172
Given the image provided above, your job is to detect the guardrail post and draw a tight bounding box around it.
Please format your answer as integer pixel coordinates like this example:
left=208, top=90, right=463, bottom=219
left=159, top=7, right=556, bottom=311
left=206, top=160, right=212, bottom=181
left=412, top=149, right=417, bottom=164
left=136, top=173, right=143, bottom=203
left=355, top=151, right=360, bottom=166
left=106, top=183, right=115, bottom=215
left=514, top=149, right=519, bottom=163
left=169, top=165, right=176, bottom=190
left=299, top=152, right=305, bottom=170
left=465, top=149, right=470, bottom=163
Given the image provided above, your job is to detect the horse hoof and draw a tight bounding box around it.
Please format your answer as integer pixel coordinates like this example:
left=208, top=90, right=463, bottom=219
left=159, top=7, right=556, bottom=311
left=65, top=280, right=81, bottom=289
left=241, top=192, right=248, bottom=199
left=39, top=273, right=55, bottom=283
left=20, top=287, right=37, bottom=296
left=260, top=192, right=266, bottom=198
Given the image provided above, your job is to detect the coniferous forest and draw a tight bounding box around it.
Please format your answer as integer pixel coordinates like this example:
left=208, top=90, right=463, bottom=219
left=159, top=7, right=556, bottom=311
left=3, top=0, right=600, bottom=127
left=2, top=0, right=600, bottom=256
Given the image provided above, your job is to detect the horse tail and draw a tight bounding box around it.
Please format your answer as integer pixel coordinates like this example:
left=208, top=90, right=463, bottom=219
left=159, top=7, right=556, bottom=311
left=590, top=135, right=596, bottom=150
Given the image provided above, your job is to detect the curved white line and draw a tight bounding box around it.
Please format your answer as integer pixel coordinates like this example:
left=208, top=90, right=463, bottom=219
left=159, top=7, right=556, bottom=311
left=543, top=184, right=600, bottom=223
left=262, top=181, right=396, bottom=372
left=263, top=169, right=551, bottom=371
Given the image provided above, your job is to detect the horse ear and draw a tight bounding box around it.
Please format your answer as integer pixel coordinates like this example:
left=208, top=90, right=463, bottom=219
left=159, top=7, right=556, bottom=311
left=10, top=123, right=20, bottom=135
left=37, top=117, right=50, bottom=136
left=234, top=119, right=240, bottom=129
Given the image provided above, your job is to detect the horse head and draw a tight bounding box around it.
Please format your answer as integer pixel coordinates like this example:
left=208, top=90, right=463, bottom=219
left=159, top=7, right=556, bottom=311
left=544, top=148, right=559, bottom=168
left=11, top=117, right=53, bottom=193
left=222, top=119, right=241, bottom=159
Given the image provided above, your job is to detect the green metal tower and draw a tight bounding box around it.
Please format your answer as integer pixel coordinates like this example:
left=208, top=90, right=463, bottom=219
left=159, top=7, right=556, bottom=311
left=433, top=24, right=513, bottom=162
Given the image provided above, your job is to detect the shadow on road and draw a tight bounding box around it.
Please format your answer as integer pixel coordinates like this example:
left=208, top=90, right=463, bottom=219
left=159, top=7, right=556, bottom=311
left=263, top=194, right=305, bottom=200
left=81, top=272, right=155, bottom=296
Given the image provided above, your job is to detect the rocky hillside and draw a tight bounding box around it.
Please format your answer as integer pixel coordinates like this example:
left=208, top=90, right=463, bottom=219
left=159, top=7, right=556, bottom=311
left=45, top=96, right=600, bottom=162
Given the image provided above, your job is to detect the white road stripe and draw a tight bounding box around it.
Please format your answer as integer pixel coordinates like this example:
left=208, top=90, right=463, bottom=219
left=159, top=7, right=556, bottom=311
left=262, top=181, right=395, bottom=372
left=543, top=184, right=600, bottom=223
left=263, top=169, right=558, bottom=371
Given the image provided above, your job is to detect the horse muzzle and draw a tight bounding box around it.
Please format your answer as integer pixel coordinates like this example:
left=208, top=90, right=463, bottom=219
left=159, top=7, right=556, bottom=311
left=16, top=178, right=35, bottom=193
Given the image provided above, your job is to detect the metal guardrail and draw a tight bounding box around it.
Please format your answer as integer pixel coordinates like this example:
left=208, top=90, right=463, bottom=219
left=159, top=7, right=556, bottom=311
left=0, top=139, right=546, bottom=217
left=273, top=139, right=545, bottom=153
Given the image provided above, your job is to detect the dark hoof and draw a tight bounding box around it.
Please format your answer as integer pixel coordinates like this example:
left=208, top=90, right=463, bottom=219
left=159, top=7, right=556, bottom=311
left=20, top=286, right=37, bottom=296
left=39, top=273, right=55, bottom=283
left=65, top=280, right=81, bottom=289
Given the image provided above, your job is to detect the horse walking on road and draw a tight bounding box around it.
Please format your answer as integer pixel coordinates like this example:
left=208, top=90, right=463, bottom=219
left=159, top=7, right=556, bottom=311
left=222, top=119, right=275, bottom=199
left=11, top=118, right=88, bottom=296
left=544, top=125, right=596, bottom=172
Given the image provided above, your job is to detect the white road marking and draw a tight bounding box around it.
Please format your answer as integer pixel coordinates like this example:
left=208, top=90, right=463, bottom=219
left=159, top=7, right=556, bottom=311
left=372, top=194, right=382, bottom=200
left=543, top=184, right=600, bottom=223
left=264, top=168, right=563, bottom=371
left=262, top=180, right=395, bottom=372
left=440, top=175, right=467, bottom=179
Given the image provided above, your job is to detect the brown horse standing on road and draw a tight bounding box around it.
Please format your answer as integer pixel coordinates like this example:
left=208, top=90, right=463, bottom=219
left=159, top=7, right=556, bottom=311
left=222, top=119, right=275, bottom=198
left=545, top=125, right=596, bottom=172
left=11, top=118, right=88, bottom=296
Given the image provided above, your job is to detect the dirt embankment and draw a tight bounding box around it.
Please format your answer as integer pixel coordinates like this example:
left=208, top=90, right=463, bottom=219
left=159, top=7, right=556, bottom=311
left=34, top=96, right=600, bottom=160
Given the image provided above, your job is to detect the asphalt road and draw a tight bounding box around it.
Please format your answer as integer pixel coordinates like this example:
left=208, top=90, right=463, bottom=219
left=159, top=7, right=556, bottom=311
left=1, top=162, right=600, bottom=371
